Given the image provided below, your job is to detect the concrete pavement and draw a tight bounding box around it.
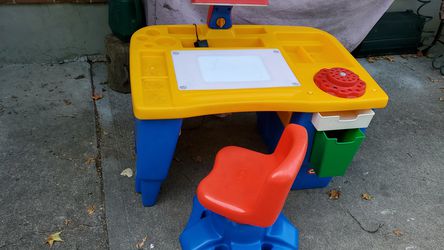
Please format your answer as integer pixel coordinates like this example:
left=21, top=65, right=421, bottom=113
left=0, top=52, right=443, bottom=249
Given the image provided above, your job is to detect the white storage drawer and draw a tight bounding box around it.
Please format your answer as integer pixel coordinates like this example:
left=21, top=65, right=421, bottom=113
left=311, top=109, right=375, bottom=131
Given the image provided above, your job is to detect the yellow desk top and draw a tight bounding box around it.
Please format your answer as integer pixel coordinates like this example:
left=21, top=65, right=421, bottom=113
left=130, top=25, right=388, bottom=120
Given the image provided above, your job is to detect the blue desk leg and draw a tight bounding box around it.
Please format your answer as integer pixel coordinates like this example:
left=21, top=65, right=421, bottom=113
left=135, top=119, right=182, bottom=207
left=289, top=113, right=316, bottom=166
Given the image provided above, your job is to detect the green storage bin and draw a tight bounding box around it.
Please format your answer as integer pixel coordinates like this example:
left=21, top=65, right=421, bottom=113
left=109, top=0, right=144, bottom=42
left=310, top=129, right=365, bottom=177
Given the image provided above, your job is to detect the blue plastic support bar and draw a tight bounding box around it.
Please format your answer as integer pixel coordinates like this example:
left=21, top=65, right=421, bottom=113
left=208, top=5, right=233, bottom=29
left=256, top=112, right=333, bottom=190
left=256, top=112, right=283, bottom=153
left=134, top=118, right=182, bottom=206
left=289, top=113, right=316, bottom=166
left=180, top=196, right=299, bottom=250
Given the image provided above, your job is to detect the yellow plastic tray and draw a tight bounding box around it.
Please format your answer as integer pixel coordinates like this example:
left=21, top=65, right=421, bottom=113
left=130, top=25, right=388, bottom=120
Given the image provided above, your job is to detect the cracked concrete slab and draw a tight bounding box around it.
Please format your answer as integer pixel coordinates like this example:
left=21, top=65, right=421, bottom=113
left=3, top=53, right=441, bottom=250
left=0, top=62, right=107, bottom=249
left=95, top=54, right=444, bottom=250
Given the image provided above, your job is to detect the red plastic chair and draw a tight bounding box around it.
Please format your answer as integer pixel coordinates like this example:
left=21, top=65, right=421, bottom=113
left=197, top=124, right=308, bottom=227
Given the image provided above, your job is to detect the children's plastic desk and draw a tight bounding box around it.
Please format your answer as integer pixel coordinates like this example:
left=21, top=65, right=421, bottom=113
left=130, top=24, right=389, bottom=206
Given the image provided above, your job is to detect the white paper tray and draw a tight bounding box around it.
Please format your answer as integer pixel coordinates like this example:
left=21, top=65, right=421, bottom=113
left=311, top=109, right=375, bottom=131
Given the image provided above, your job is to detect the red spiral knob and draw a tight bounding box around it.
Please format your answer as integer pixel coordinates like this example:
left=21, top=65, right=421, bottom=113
left=314, top=68, right=366, bottom=98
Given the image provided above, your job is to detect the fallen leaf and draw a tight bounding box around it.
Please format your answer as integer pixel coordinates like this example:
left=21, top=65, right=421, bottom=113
left=327, top=189, right=341, bottom=200
left=393, top=228, right=403, bottom=237
left=192, top=156, right=203, bottom=163
left=63, top=219, right=71, bottom=225
left=366, top=56, right=396, bottom=63
left=46, top=231, right=63, bottom=247
left=92, top=94, right=103, bottom=101
left=400, top=54, right=410, bottom=59
left=428, top=76, right=442, bottom=83
left=63, top=99, right=72, bottom=105
left=366, top=57, right=376, bottom=63
left=307, top=168, right=316, bottom=174
left=136, top=236, right=147, bottom=249
left=120, top=168, right=133, bottom=178
left=383, top=55, right=395, bottom=62
left=87, top=205, right=96, bottom=216
left=85, top=157, right=95, bottom=165
left=361, top=193, right=373, bottom=201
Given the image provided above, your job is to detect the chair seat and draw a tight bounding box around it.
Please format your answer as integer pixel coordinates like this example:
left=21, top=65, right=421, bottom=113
left=198, top=146, right=276, bottom=215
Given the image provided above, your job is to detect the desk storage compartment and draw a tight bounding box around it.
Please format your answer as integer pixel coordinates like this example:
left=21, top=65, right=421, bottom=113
left=311, top=109, right=375, bottom=131
left=310, top=129, right=365, bottom=177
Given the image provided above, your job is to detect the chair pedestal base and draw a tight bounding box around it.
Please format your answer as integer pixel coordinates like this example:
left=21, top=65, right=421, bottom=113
left=180, top=197, right=298, bottom=250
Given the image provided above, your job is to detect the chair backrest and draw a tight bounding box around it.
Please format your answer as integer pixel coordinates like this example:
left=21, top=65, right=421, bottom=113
left=272, top=124, right=308, bottom=179
left=256, top=124, right=308, bottom=225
